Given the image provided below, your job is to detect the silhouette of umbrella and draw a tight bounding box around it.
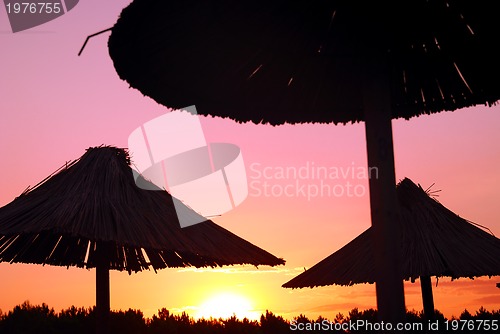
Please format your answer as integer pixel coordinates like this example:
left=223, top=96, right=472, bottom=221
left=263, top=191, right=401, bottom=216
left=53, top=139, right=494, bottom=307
left=283, top=178, right=500, bottom=319
left=107, top=0, right=500, bottom=322
left=0, top=146, right=284, bottom=333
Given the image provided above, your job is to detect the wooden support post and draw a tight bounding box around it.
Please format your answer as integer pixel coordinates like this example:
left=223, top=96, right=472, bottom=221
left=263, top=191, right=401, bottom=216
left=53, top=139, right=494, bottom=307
left=96, top=247, right=110, bottom=334
left=363, top=59, right=406, bottom=324
left=420, top=275, right=435, bottom=321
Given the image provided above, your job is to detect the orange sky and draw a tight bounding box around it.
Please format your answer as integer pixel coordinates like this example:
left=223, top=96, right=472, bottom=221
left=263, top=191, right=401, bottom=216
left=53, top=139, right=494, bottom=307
left=0, top=0, right=499, bottom=321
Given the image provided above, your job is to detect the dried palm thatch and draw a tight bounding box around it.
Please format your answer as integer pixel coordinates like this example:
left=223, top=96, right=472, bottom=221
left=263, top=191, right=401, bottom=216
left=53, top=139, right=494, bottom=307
left=0, top=146, right=284, bottom=333
left=283, top=178, right=500, bottom=319
left=0, top=146, right=285, bottom=271
left=108, top=0, right=500, bottom=125
left=283, top=178, right=500, bottom=289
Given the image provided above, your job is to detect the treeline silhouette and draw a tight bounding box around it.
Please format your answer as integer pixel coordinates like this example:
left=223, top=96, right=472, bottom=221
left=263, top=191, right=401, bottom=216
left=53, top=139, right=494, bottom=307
left=1, top=301, right=499, bottom=333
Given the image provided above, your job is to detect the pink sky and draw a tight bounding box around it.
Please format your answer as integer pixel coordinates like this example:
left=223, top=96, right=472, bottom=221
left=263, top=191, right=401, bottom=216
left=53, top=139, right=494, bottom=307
left=0, top=0, right=499, bottom=320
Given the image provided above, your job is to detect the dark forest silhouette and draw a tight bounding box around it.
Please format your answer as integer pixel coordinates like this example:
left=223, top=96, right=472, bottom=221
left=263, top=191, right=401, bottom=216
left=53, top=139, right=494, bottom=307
left=1, top=301, right=499, bottom=333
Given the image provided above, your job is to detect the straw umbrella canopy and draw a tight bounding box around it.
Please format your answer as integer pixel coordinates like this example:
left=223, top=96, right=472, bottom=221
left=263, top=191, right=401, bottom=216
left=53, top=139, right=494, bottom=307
left=107, top=0, right=500, bottom=322
left=283, top=178, right=500, bottom=318
left=0, top=146, right=284, bottom=333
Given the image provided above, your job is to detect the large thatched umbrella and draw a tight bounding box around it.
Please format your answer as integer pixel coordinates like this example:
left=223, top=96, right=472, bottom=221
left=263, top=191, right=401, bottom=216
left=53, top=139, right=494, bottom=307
left=0, top=146, right=284, bottom=333
left=283, top=178, right=500, bottom=319
left=107, top=0, right=500, bottom=322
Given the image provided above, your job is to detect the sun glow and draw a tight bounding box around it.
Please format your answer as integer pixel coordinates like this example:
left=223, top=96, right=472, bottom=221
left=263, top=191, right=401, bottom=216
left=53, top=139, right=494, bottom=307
left=195, top=293, right=259, bottom=320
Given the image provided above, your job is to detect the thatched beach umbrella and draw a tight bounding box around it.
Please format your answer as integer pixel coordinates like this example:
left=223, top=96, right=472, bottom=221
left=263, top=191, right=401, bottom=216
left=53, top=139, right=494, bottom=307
left=0, top=146, right=284, bottom=333
left=107, top=0, right=500, bottom=322
left=283, top=178, right=500, bottom=319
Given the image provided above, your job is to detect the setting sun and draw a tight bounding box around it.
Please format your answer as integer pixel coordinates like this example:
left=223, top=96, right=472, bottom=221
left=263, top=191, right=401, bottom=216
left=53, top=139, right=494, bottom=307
left=195, top=293, right=259, bottom=320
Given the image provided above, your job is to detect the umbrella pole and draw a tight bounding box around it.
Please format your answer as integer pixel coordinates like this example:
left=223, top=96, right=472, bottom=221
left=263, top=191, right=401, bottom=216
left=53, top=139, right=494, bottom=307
left=362, top=61, right=406, bottom=324
left=420, top=275, right=435, bottom=321
left=96, top=262, right=110, bottom=334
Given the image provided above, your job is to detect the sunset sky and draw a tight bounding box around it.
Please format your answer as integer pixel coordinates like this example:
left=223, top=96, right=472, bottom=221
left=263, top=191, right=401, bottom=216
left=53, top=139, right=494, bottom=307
left=0, top=0, right=499, bottom=321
